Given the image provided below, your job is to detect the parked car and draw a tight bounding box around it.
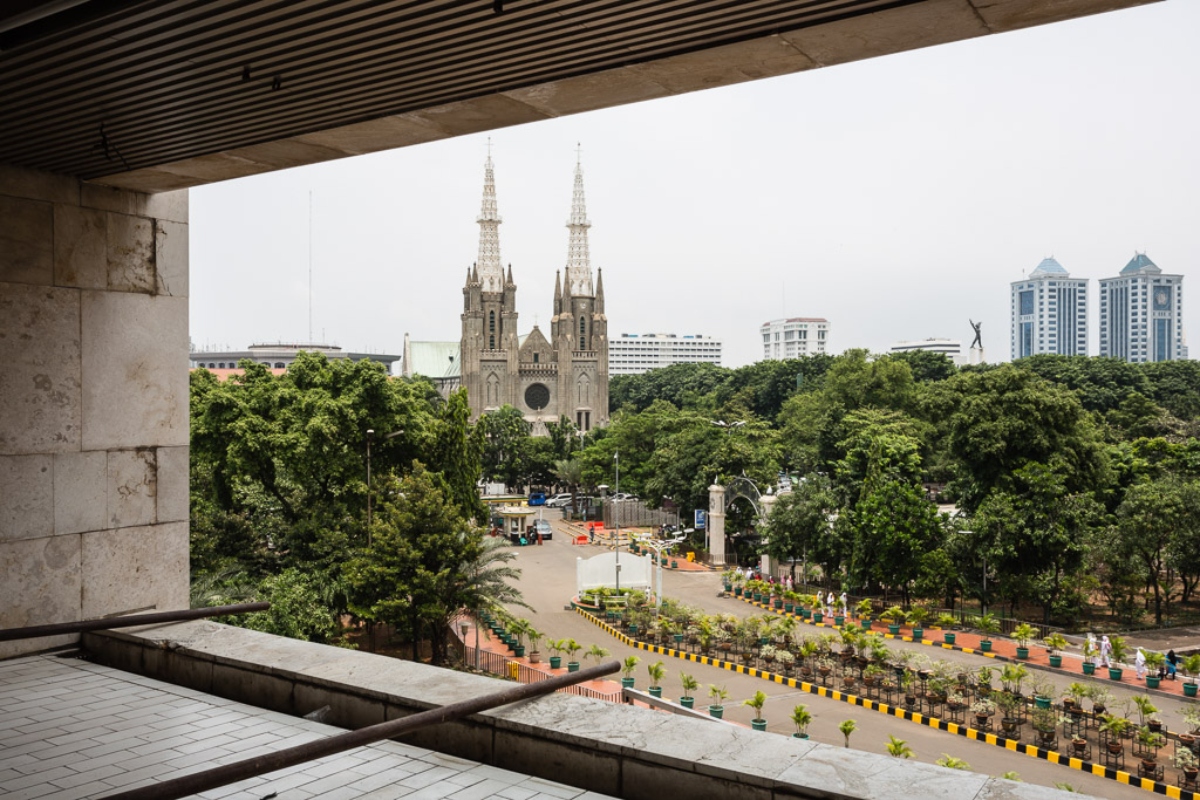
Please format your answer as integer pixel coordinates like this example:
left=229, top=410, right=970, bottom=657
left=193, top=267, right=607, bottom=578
left=534, top=519, right=553, bottom=540
left=545, top=493, right=573, bottom=508
left=528, top=491, right=546, bottom=506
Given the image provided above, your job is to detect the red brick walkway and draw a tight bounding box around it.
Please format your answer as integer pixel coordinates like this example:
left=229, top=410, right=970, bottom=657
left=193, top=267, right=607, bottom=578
left=735, top=594, right=1200, bottom=702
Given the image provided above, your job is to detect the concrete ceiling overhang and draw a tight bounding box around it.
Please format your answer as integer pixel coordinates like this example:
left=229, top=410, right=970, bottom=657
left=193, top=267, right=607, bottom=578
left=0, top=0, right=1158, bottom=194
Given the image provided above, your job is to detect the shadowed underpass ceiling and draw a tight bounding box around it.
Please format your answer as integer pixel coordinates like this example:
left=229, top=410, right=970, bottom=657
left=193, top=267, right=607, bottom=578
left=0, top=0, right=1158, bottom=193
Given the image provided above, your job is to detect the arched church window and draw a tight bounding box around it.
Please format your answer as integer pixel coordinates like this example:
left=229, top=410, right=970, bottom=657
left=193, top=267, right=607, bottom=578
left=533, top=353, right=539, bottom=363
left=489, top=311, right=496, bottom=334
left=489, top=335, right=495, bottom=349
left=579, top=316, right=586, bottom=350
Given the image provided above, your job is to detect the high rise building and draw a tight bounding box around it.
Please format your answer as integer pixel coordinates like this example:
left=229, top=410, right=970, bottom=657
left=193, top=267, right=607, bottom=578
left=1099, top=253, right=1185, bottom=363
left=609, top=333, right=722, bottom=375
left=1010, top=257, right=1088, bottom=360
left=460, top=153, right=609, bottom=432
left=760, top=318, right=829, bottom=360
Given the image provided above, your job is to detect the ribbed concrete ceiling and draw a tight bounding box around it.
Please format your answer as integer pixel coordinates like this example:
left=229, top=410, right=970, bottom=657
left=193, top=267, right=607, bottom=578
left=0, top=0, right=1158, bottom=192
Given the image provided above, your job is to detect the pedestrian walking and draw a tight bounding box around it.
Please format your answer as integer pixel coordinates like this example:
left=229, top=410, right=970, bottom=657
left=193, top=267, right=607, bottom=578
left=1135, top=647, right=1147, bottom=679
left=1167, top=649, right=1178, bottom=680
left=1100, top=635, right=1112, bottom=667
left=840, top=591, right=848, bottom=618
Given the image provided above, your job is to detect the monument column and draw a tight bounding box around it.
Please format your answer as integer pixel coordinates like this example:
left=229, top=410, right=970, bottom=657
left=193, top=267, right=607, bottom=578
left=759, top=489, right=777, bottom=576
left=708, top=482, right=726, bottom=567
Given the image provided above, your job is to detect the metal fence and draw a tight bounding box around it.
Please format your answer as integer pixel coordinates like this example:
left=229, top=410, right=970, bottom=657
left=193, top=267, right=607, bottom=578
left=602, top=499, right=680, bottom=529
left=461, top=644, right=623, bottom=703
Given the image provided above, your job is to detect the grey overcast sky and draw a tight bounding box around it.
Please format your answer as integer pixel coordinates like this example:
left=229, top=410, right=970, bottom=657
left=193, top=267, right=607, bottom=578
left=190, top=0, right=1199, bottom=371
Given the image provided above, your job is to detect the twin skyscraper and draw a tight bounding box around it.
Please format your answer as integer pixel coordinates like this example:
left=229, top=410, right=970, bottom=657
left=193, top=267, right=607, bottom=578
left=1011, top=254, right=1185, bottom=362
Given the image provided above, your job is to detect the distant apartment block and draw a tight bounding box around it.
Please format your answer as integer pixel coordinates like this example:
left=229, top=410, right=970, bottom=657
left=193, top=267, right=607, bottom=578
left=609, top=333, right=722, bottom=375
left=890, top=338, right=964, bottom=365
left=1099, top=253, right=1186, bottom=363
left=1010, top=257, right=1088, bottom=360
left=761, top=318, right=829, bottom=360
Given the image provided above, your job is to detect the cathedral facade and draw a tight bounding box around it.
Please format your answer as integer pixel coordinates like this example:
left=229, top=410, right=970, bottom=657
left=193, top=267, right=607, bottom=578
left=460, top=155, right=609, bottom=433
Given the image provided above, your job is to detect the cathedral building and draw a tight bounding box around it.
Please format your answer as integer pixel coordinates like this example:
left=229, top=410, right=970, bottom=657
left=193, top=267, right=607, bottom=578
left=460, top=154, right=609, bottom=433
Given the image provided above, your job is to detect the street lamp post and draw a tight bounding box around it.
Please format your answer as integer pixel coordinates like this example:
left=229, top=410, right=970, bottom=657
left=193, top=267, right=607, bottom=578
left=636, top=534, right=684, bottom=612
left=614, top=450, right=620, bottom=593
left=366, top=428, right=404, bottom=545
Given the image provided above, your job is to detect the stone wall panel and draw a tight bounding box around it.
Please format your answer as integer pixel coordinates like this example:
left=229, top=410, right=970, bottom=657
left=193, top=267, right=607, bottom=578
left=53, top=204, right=107, bottom=289
left=107, top=448, right=158, bottom=529
left=0, top=534, right=82, bottom=659
left=155, top=445, right=188, bottom=524
left=81, top=521, right=189, bottom=618
left=0, top=454, right=53, bottom=542
left=0, top=282, right=82, bottom=456
left=155, top=220, right=188, bottom=297
left=53, top=450, right=108, bottom=535
left=106, top=212, right=156, bottom=294
left=81, top=290, right=188, bottom=450
left=0, top=195, right=54, bottom=286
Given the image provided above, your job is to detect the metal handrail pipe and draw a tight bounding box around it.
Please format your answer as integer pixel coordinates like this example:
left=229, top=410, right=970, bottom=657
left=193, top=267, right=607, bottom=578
left=100, top=660, right=621, bottom=800
left=0, top=602, right=270, bottom=642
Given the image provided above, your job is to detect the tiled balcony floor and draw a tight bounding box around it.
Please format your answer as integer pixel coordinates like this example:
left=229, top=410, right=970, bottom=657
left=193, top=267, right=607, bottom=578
left=0, top=653, right=614, bottom=800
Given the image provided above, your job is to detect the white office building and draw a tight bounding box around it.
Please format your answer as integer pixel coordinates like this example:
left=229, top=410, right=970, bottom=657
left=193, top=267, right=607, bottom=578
left=890, top=339, right=964, bottom=365
left=1010, top=257, right=1088, bottom=360
left=760, top=318, right=829, bottom=360
left=609, top=333, right=722, bottom=375
left=1099, top=253, right=1186, bottom=363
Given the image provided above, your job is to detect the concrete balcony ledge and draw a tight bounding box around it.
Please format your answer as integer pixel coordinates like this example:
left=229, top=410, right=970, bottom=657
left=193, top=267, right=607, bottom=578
left=85, top=621, right=1085, bottom=800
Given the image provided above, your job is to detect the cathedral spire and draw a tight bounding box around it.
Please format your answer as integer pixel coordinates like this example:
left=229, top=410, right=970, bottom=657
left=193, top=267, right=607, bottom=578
left=553, top=270, right=562, bottom=315
left=564, top=148, right=594, bottom=297
left=595, top=268, right=605, bottom=313
left=476, top=152, right=504, bottom=293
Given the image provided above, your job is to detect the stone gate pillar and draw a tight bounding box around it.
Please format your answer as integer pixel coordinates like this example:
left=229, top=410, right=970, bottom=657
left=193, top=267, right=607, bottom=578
left=708, top=482, right=726, bottom=566
left=759, top=489, right=777, bottom=576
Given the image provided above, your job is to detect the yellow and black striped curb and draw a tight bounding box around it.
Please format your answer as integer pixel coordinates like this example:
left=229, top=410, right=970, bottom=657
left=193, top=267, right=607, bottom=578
left=575, top=607, right=1195, bottom=800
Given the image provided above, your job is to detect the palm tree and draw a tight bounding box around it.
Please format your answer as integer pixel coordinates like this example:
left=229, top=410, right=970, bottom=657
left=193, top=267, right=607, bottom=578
left=456, top=535, right=529, bottom=668
left=554, top=458, right=584, bottom=512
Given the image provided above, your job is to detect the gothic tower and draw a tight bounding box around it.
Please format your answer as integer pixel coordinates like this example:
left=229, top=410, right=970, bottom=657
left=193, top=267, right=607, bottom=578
left=462, top=153, right=519, bottom=419
left=552, top=156, right=608, bottom=431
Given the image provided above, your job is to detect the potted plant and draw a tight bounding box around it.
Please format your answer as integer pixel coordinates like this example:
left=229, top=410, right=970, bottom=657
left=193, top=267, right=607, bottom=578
left=1183, top=653, right=1200, bottom=697
left=1108, top=635, right=1128, bottom=680
left=679, top=672, right=698, bottom=708
left=1043, top=633, right=1068, bottom=668
left=620, top=655, right=640, bottom=688
left=1144, top=650, right=1166, bottom=689
left=791, top=703, right=813, bottom=739
left=1183, top=704, right=1200, bottom=735
left=1173, top=747, right=1199, bottom=783
left=857, top=598, right=874, bottom=624
left=1000, top=663, right=1028, bottom=696
left=1082, top=637, right=1098, bottom=675
left=526, top=627, right=544, bottom=664
left=907, top=607, right=929, bottom=640
left=882, top=605, right=904, bottom=635
left=1099, top=714, right=1132, bottom=754
left=974, top=613, right=999, bottom=652
left=547, top=638, right=565, bottom=670
left=976, top=665, right=994, bottom=695
left=1064, top=682, right=1088, bottom=716
left=936, top=613, right=958, bottom=645
left=508, top=617, right=532, bottom=658
left=1031, top=707, right=1060, bottom=748
left=1088, top=685, right=1111, bottom=717
left=1012, top=622, right=1036, bottom=660
left=972, top=698, right=996, bottom=729
left=721, top=569, right=736, bottom=593
left=743, top=689, right=768, bottom=731
left=1031, top=677, right=1054, bottom=709
left=708, top=684, right=729, bottom=719
left=1133, top=695, right=1159, bottom=728
left=646, top=660, right=666, bottom=698
left=838, top=718, right=857, bottom=748
left=1136, top=725, right=1165, bottom=772
left=995, top=690, right=1023, bottom=737
left=563, top=638, right=583, bottom=672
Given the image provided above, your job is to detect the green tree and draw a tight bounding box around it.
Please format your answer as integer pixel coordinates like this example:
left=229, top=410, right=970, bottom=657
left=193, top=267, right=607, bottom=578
left=941, top=364, right=1109, bottom=513
left=476, top=405, right=532, bottom=489
left=346, top=464, right=509, bottom=665
left=1111, top=477, right=1194, bottom=624
left=763, top=473, right=837, bottom=582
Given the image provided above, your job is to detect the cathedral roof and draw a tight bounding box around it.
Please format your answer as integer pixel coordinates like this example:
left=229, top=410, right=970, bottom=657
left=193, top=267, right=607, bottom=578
left=405, top=341, right=460, bottom=378
left=1121, top=252, right=1160, bottom=275
left=1029, top=256, right=1068, bottom=277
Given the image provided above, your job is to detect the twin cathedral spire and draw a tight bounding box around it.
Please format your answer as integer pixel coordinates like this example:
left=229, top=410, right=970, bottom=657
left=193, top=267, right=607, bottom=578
left=460, top=150, right=609, bottom=432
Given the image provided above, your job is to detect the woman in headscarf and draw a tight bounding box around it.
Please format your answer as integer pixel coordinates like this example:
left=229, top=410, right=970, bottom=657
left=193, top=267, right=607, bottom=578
left=1100, top=635, right=1112, bottom=667
left=1135, top=647, right=1147, bottom=679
